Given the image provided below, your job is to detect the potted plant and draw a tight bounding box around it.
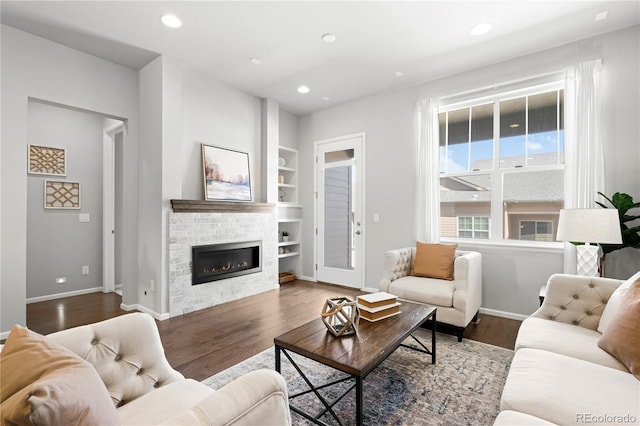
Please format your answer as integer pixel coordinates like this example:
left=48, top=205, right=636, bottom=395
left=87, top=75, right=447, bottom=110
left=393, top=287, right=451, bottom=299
left=282, top=230, right=289, bottom=242
left=596, top=192, right=640, bottom=254
left=596, top=192, right=640, bottom=277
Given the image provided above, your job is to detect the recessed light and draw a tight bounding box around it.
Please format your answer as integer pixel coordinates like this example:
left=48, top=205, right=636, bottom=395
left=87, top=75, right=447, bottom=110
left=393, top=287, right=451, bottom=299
left=249, top=57, right=262, bottom=65
left=297, top=85, right=310, bottom=94
left=394, top=71, right=404, bottom=77
left=595, top=11, right=609, bottom=21
left=161, top=14, right=182, bottom=28
left=321, top=33, right=336, bottom=43
left=470, top=22, right=492, bottom=36
left=322, top=96, right=331, bottom=101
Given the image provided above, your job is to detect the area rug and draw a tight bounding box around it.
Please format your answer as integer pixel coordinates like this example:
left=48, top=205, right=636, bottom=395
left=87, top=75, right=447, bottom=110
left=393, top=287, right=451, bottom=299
left=202, top=329, right=513, bottom=425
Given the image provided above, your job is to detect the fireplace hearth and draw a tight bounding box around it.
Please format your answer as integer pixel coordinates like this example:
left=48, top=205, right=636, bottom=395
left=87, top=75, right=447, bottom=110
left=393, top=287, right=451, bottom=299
left=192, top=241, right=262, bottom=285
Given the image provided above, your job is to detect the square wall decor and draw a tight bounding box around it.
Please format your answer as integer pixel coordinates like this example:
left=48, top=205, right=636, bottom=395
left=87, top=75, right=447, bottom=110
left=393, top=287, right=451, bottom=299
left=28, top=144, right=66, bottom=176
left=44, top=180, right=81, bottom=209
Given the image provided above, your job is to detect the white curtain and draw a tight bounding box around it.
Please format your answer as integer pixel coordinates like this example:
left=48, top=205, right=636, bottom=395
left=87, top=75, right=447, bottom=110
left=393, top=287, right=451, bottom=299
left=563, top=59, right=604, bottom=273
left=415, top=99, right=440, bottom=243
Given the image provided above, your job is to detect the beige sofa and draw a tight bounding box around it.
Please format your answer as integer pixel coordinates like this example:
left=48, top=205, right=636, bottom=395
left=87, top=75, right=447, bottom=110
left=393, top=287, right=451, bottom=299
left=494, top=273, right=640, bottom=425
left=3, top=313, right=291, bottom=425
left=379, top=248, right=482, bottom=341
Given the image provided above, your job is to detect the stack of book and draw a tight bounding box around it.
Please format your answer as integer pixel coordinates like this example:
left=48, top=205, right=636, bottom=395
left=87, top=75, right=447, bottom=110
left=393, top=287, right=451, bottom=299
left=357, top=292, right=401, bottom=322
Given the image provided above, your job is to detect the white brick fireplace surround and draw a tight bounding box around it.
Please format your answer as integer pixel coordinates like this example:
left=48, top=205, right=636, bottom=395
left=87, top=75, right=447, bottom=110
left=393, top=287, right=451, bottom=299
left=169, top=201, right=277, bottom=317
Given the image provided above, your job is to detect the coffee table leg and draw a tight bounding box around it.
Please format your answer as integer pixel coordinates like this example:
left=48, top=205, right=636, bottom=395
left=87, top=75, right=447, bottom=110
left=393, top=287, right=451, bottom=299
left=275, top=345, right=281, bottom=373
left=431, top=311, right=436, bottom=364
left=356, top=376, right=363, bottom=426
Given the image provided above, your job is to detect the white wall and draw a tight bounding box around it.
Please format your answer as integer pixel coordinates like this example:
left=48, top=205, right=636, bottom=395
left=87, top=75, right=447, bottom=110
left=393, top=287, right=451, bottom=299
left=26, top=101, right=104, bottom=299
left=279, top=109, right=299, bottom=149
left=1, top=25, right=140, bottom=335
left=298, top=26, right=640, bottom=317
left=181, top=69, right=262, bottom=202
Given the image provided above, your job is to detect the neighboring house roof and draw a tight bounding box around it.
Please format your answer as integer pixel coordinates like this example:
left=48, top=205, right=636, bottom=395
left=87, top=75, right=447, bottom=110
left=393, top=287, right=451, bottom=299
left=440, top=153, right=563, bottom=203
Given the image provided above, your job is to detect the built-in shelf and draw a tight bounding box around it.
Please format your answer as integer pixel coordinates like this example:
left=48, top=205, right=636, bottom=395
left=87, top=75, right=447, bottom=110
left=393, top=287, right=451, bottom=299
left=278, top=251, right=300, bottom=259
left=277, top=146, right=301, bottom=277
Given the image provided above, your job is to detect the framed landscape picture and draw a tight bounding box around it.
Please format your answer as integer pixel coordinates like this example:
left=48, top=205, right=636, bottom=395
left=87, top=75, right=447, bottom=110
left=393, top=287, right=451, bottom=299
left=201, top=144, right=252, bottom=201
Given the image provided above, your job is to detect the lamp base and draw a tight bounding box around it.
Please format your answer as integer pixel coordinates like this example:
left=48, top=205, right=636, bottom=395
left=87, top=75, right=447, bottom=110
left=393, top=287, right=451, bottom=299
left=576, top=245, right=600, bottom=277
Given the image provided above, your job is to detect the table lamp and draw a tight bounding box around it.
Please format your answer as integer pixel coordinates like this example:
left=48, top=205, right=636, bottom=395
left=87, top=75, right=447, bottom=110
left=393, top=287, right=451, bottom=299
left=556, top=208, right=622, bottom=277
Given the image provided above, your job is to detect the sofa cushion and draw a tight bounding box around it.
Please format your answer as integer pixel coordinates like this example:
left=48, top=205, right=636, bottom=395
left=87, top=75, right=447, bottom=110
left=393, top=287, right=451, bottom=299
left=0, top=325, right=119, bottom=426
left=493, top=410, right=556, bottom=425
left=515, top=317, right=627, bottom=371
left=412, top=242, right=458, bottom=280
left=500, top=348, right=640, bottom=425
left=598, top=278, right=640, bottom=380
left=117, top=378, right=213, bottom=425
left=388, top=275, right=454, bottom=307
left=598, top=270, right=640, bottom=333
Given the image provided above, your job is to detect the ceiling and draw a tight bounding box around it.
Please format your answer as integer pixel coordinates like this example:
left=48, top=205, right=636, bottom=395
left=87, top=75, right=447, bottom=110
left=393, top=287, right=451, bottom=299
left=1, top=1, right=638, bottom=115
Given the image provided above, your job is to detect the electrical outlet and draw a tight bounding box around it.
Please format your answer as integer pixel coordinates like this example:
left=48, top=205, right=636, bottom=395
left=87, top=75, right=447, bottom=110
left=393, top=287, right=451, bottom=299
left=82, top=265, right=89, bottom=275
left=150, top=280, right=155, bottom=291
left=56, top=277, right=67, bottom=284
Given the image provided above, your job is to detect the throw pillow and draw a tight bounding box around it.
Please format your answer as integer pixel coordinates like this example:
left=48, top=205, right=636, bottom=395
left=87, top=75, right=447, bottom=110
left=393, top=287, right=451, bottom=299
left=0, top=325, right=119, bottom=426
left=597, top=270, right=640, bottom=333
left=597, top=277, right=640, bottom=380
left=412, top=242, right=458, bottom=280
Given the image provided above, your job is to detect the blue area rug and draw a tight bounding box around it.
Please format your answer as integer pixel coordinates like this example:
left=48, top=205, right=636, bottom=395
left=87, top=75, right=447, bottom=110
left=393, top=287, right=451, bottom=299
left=203, top=329, right=512, bottom=425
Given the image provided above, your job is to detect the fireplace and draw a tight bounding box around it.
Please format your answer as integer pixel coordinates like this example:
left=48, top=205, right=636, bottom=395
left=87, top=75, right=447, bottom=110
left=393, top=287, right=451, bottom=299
left=192, top=241, right=262, bottom=285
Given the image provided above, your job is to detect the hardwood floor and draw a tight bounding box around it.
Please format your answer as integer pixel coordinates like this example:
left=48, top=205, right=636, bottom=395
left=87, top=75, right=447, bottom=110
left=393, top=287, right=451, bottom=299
left=26, top=280, right=521, bottom=382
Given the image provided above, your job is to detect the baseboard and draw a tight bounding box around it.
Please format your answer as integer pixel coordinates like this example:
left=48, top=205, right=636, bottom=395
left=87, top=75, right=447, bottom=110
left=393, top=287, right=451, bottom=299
left=479, top=307, right=528, bottom=321
left=26, top=286, right=104, bottom=304
left=362, top=287, right=378, bottom=293
left=120, top=303, right=170, bottom=321
left=1, top=329, right=11, bottom=340
left=299, top=275, right=315, bottom=282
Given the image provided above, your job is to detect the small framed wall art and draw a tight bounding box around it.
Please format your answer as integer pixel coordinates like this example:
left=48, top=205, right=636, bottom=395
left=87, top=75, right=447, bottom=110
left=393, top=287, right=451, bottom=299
left=201, top=144, right=252, bottom=201
left=28, top=144, right=67, bottom=176
left=44, top=180, right=81, bottom=209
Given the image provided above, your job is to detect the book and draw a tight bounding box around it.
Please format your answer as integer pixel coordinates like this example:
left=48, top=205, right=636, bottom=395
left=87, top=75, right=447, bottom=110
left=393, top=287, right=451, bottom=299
left=357, top=292, right=397, bottom=309
left=359, top=304, right=401, bottom=322
left=357, top=301, right=401, bottom=313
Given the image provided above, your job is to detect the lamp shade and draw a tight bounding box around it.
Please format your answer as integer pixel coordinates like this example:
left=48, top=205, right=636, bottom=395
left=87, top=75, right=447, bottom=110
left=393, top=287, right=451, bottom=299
left=556, top=209, right=622, bottom=244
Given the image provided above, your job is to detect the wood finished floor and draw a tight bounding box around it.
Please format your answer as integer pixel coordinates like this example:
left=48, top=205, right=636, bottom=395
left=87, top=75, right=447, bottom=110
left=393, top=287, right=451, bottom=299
left=26, top=280, right=521, bottom=382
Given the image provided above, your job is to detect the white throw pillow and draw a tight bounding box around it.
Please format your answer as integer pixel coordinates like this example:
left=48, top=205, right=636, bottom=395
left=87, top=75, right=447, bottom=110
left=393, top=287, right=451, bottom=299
left=598, top=270, right=640, bottom=334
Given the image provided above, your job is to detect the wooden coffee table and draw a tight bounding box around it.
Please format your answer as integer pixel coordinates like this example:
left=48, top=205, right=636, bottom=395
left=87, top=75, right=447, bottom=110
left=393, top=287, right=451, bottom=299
left=274, top=301, right=436, bottom=426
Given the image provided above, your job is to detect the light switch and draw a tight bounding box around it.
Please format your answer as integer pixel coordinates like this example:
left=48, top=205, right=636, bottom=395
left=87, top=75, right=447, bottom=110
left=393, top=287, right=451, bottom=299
left=79, top=213, right=90, bottom=223
left=373, top=213, right=380, bottom=223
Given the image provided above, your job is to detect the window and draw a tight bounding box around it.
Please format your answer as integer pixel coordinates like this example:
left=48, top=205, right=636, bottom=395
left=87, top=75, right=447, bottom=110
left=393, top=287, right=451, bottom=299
left=519, top=220, right=553, bottom=241
left=439, top=84, right=564, bottom=242
left=458, top=216, right=489, bottom=239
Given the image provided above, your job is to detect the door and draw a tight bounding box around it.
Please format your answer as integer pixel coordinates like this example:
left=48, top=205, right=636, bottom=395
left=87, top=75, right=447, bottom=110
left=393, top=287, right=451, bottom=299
left=315, top=134, right=365, bottom=288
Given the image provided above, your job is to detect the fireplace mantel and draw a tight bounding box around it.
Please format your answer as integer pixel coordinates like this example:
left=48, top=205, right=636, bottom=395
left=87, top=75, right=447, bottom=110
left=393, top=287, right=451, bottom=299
left=171, top=200, right=275, bottom=213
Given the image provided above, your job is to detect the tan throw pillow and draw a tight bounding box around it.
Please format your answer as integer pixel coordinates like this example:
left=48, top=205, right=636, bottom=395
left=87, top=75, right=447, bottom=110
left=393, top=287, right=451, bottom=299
left=597, top=270, right=640, bottom=333
left=598, top=278, right=640, bottom=380
left=412, top=242, right=458, bottom=280
left=0, top=325, right=119, bottom=426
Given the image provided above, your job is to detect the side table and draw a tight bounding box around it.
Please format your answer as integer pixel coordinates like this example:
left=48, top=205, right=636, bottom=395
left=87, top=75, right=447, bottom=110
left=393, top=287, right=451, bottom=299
left=539, top=284, right=547, bottom=306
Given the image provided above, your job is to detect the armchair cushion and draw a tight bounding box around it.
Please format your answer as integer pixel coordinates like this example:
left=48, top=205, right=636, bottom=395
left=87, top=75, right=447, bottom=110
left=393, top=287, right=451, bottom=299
left=387, top=276, right=454, bottom=307
left=412, top=242, right=458, bottom=280
left=0, top=325, right=119, bottom=426
left=598, top=277, right=640, bottom=380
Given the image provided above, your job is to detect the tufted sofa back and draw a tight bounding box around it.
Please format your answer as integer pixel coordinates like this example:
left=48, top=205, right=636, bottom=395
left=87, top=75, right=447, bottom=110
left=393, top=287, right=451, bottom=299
left=532, top=274, right=623, bottom=331
left=46, top=313, right=184, bottom=407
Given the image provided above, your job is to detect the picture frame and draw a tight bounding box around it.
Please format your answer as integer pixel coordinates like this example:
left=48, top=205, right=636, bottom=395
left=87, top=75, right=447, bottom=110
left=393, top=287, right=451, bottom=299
left=28, top=144, right=67, bottom=176
left=201, top=144, right=252, bottom=202
left=44, top=180, right=81, bottom=209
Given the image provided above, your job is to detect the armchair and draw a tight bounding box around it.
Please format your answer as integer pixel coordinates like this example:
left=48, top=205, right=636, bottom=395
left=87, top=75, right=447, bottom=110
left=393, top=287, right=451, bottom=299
left=379, top=248, right=482, bottom=341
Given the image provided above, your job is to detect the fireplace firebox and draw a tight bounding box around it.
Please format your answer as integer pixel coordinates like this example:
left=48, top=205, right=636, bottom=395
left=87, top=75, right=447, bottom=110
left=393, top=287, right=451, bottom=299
left=191, top=241, right=262, bottom=285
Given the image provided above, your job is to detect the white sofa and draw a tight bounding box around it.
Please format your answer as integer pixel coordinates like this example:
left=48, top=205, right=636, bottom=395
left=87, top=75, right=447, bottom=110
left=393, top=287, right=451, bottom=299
left=19, top=313, right=291, bottom=425
left=495, top=274, right=640, bottom=425
left=379, top=248, right=482, bottom=341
